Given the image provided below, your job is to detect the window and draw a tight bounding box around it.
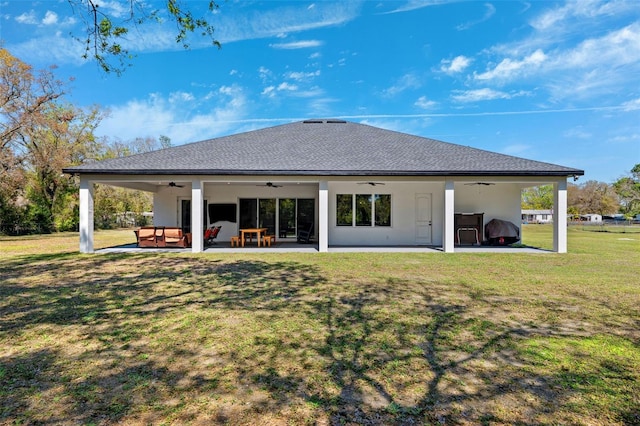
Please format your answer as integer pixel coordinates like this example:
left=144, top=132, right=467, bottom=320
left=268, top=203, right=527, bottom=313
left=336, top=194, right=353, bottom=226
left=336, top=193, right=391, bottom=227
left=375, top=194, right=391, bottom=226
left=355, top=194, right=372, bottom=226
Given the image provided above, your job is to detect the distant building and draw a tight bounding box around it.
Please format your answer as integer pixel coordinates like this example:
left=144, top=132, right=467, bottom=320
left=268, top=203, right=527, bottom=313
left=522, top=209, right=552, bottom=224
left=580, top=214, right=603, bottom=223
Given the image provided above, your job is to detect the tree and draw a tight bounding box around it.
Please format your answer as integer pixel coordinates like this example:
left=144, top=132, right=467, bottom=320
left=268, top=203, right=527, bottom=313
left=68, top=0, right=221, bottom=74
left=521, top=185, right=553, bottom=210
left=21, top=104, right=103, bottom=232
left=0, top=48, right=65, bottom=153
left=1, top=48, right=68, bottom=233
left=1, top=48, right=105, bottom=233
left=613, top=164, right=640, bottom=218
left=568, top=180, right=619, bottom=216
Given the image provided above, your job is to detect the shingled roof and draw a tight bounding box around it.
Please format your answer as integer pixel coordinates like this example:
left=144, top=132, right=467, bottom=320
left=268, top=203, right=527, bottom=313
left=64, top=119, right=584, bottom=177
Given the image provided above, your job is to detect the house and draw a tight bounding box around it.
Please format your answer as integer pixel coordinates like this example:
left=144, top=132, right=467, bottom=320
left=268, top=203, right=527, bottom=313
left=63, top=119, right=584, bottom=253
left=580, top=214, right=603, bottom=223
left=522, top=209, right=553, bottom=224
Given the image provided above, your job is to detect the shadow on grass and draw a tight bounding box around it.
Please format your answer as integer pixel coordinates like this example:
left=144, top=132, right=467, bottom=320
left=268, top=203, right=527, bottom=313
left=1, top=253, right=638, bottom=424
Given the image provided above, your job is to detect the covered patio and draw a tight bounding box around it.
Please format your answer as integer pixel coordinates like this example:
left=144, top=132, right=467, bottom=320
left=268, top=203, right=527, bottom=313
left=64, top=120, right=583, bottom=254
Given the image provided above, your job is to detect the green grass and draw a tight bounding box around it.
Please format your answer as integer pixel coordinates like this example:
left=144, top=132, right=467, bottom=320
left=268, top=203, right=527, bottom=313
left=0, top=226, right=639, bottom=425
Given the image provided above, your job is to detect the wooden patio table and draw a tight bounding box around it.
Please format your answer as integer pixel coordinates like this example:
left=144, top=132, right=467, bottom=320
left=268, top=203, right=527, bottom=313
left=240, top=228, right=268, bottom=247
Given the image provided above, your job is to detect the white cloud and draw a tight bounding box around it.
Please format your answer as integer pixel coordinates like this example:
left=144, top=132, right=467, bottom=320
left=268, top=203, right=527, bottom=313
left=563, top=126, right=592, bottom=139
left=307, top=97, right=338, bottom=116
left=285, top=70, right=321, bottom=81
left=622, top=98, right=640, bottom=111
left=10, top=1, right=360, bottom=64
left=380, top=1, right=453, bottom=15
left=277, top=82, right=298, bottom=91
left=557, top=23, right=640, bottom=69
left=92, top=0, right=129, bottom=19
left=474, top=2, right=639, bottom=104
left=258, top=66, right=273, bottom=83
left=261, top=86, right=276, bottom=98
left=456, top=3, right=495, bottom=31
left=15, top=11, right=37, bottom=24
left=530, top=0, right=635, bottom=31
left=383, top=73, right=422, bottom=97
left=42, top=11, right=58, bottom=25
left=440, top=55, right=472, bottom=74
left=169, top=92, right=195, bottom=103
left=96, top=86, right=248, bottom=144
left=270, top=40, right=323, bottom=49
left=290, top=86, right=324, bottom=98
left=217, top=2, right=362, bottom=44
left=415, top=96, right=437, bottom=109
left=475, top=49, right=546, bottom=81
left=451, top=88, right=529, bottom=103
left=8, top=32, right=88, bottom=66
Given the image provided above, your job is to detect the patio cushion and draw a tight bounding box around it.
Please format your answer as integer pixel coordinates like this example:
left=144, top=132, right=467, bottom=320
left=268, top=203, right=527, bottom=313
left=137, top=227, right=157, bottom=247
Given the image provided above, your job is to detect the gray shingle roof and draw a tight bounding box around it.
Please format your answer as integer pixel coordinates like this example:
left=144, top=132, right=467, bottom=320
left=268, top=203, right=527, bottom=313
left=63, top=120, right=584, bottom=177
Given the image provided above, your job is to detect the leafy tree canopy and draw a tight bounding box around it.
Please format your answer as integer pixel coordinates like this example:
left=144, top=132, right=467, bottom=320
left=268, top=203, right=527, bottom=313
left=613, top=163, right=640, bottom=218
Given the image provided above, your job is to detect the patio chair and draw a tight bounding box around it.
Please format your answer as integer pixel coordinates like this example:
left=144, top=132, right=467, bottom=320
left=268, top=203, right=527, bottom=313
left=204, top=225, right=221, bottom=246
left=297, top=222, right=314, bottom=244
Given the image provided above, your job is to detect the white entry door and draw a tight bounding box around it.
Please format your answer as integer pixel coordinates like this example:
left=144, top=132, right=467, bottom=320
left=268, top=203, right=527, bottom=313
left=415, top=193, right=432, bottom=245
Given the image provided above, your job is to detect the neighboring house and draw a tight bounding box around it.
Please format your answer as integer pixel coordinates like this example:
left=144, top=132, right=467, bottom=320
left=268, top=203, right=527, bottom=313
left=63, top=119, right=584, bottom=253
left=522, top=209, right=553, bottom=224
left=581, top=214, right=603, bottom=223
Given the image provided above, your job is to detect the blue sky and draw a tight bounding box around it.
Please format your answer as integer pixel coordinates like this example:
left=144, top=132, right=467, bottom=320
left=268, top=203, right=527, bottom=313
left=2, top=0, right=639, bottom=183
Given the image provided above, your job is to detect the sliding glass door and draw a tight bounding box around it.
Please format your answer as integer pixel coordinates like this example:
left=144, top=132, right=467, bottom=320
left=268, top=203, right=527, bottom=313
left=278, top=199, right=295, bottom=237
left=180, top=199, right=208, bottom=233
left=297, top=199, right=314, bottom=237
left=240, top=197, right=314, bottom=238
left=259, top=199, right=276, bottom=234
left=239, top=199, right=257, bottom=229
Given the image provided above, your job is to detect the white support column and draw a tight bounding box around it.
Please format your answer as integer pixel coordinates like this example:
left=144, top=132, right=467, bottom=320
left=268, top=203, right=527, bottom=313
left=553, top=179, right=568, bottom=253
left=79, top=177, right=94, bottom=253
left=318, top=181, right=329, bottom=252
left=443, top=180, right=455, bottom=253
left=191, top=179, right=204, bottom=253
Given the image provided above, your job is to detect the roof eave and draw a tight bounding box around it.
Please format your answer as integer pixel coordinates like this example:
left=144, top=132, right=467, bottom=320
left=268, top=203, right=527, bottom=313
left=62, top=168, right=585, bottom=177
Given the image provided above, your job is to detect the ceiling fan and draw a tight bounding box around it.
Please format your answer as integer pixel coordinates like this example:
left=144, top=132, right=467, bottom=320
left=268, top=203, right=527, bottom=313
left=358, top=182, right=385, bottom=186
left=168, top=182, right=185, bottom=188
left=464, top=182, right=495, bottom=186
left=257, top=182, right=282, bottom=188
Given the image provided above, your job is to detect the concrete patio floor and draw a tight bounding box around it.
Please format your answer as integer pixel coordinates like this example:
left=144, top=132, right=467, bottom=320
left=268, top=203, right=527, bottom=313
left=96, top=241, right=550, bottom=254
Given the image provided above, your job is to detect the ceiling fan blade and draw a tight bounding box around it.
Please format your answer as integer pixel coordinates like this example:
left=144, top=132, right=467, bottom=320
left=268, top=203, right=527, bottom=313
left=358, top=182, right=384, bottom=186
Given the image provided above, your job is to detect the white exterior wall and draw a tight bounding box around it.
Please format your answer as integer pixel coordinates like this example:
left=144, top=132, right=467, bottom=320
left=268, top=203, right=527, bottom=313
left=455, top=183, right=523, bottom=237
left=153, top=187, right=181, bottom=226
left=151, top=179, right=520, bottom=247
left=152, top=182, right=318, bottom=242
left=327, top=181, right=445, bottom=246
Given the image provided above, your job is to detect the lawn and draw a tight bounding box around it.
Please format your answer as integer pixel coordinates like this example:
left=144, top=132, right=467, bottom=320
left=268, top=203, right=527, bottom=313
left=1, top=226, right=639, bottom=425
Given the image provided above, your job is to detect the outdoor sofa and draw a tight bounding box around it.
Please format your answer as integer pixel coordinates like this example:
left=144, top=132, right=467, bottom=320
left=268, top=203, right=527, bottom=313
left=135, top=226, right=190, bottom=248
